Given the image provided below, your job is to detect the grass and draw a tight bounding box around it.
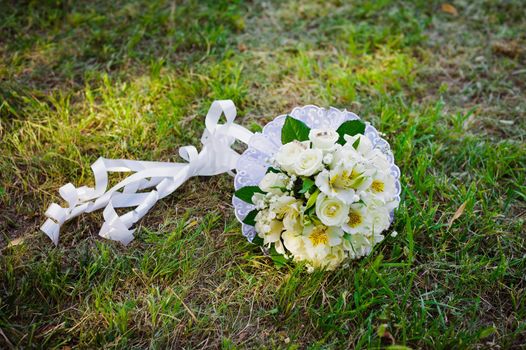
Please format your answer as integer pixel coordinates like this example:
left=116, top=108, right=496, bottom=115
left=0, top=0, right=525, bottom=348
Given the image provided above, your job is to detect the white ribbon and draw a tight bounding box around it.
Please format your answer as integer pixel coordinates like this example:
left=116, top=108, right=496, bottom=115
left=41, top=100, right=254, bottom=245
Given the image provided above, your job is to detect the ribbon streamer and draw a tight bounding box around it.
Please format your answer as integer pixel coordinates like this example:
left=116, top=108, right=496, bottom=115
left=41, top=100, right=253, bottom=245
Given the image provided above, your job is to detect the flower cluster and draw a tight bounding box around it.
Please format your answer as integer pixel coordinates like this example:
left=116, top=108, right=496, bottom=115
left=235, top=116, right=399, bottom=271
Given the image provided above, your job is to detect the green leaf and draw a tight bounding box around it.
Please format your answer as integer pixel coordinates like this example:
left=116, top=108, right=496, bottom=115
left=242, top=209, right=258, bottom=226
left=251, top=235, right=264, bottom=246
left=281, top=115, right=311, bottom=144
left=270, top=246, right=289, bottom=267
left=309, top=215, right=322, bottom=227
left=478, top=326, right=497, bottom=339
left=384, top=346, right=413, bottom=350
left=249, top=122, right=263, bottom=133
left=266, top=166, right=281, bottom=174
left=234, top=186, right=264, bottom=204
left=268, top=307, right=279, bottom=315
left=336, top=120, right=366, bottom=145
left=299, top=177, right=315, bottom=194
left=305, top=189, right=320, bottom=210
left=352, top=137, right=361, bottom=149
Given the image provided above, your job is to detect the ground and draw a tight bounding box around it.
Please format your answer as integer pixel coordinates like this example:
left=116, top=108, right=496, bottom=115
left=1, top=0, right=525, bottom=348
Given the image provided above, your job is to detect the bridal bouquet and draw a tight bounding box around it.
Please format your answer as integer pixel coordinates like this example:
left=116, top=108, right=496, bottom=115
left=234, top=115, right=399, bottom=271
left=42, top=101, right=400, bottom=271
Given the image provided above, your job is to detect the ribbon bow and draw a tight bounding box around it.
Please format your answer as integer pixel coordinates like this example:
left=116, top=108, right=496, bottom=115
left=41, top=100, right=253, bottom=245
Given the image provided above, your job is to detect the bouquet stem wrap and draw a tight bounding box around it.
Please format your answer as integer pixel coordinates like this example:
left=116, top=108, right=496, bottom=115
left=41, top=100, right=253, bottom=245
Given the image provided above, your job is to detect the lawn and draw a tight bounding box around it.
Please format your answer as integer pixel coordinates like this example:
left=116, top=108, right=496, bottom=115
left=1, top=0, right=525, bottom=348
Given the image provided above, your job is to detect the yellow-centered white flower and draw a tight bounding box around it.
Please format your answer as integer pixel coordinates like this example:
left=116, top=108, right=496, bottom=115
left=308, top=128, right=339, bottom=150
left=315, top=193, right=349, bottom=227
left=315, top=162, right=372, bottom=204
left=304, top=224, right=344, bottom=247
left=367, top=171, right=397, bottom=203
left=270, top=195, right=303, bottom=233
left=342, top=203, right=372, bottom=234
left=302, top=224, right=345, bottom=266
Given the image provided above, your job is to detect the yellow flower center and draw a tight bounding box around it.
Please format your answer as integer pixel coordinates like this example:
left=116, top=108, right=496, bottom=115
left=348, top=210, right=362, bottom=228
left=350, top=169, right=360, bottom=180
left=371, top=180, right=385, bottom=193
left=325, top=204, right=338, bottom=216
left=331, top=169, right=361, bottom=188
left=309, top=226, right=329, bottom=246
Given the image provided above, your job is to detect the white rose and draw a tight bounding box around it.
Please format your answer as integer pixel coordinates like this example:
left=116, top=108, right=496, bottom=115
left=309, top=129, right=339, bottom=150
left=293, top=148, right=323, bottom=176
left=275, top=141, right=308, bottom=173
left=258, top=172, right=289, bottom=194
left=315, top=193, right=350, bottom=227
left=302, top=224, right=344, bottom=267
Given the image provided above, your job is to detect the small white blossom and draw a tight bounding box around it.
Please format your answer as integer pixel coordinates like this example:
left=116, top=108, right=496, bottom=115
left=286, top=177, right=295, bottom=190
left=252, top=193, right=267, bottom=210
left=323, top=153, right=333, bottom=164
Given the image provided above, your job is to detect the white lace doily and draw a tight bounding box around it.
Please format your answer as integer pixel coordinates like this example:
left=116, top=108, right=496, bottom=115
left=233, top=105, right=401, bottom=242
